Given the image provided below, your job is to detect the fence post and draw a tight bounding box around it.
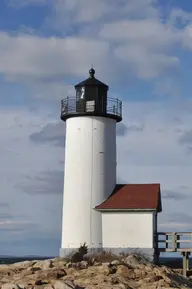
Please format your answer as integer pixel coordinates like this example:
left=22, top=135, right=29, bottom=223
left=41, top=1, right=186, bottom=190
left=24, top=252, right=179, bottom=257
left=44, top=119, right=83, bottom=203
left=182, top=252, right=187, bottom=277
left=172, top=232, right=176, bottom=251
left=187, top=252, right=190, bottom=271
left=154, top=232, right=160, bottom=264
left=177, top=234, right=180, bottom=250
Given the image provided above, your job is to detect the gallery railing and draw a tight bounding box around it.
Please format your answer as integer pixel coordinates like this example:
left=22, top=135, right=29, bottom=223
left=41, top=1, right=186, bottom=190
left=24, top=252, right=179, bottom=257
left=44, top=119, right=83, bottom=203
left=60, top=96, right=122, bottom=121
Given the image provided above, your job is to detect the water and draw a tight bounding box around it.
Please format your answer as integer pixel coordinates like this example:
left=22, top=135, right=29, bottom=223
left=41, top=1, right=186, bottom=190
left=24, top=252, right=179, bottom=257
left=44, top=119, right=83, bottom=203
left=0, top=256, right=54, bottom=265
left=159, top=257, right=192, bottom=269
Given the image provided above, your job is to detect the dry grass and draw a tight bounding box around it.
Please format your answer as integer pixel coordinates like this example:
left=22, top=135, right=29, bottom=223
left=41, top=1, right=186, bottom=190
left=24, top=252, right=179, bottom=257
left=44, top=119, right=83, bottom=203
left=85, top=250, right=122, bottom=264
left=85, top=250, right=150, bottom=266
left=126, top=249, right=151, bottom=263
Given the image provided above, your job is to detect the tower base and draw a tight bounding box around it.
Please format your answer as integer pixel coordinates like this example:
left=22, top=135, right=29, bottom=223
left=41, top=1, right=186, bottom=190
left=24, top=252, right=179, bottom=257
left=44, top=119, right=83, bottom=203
left=103, top=248, right=156, bottom=262
left=60, top=247, right=157, bottom=263
left=59, top=247, right=103, bottom=258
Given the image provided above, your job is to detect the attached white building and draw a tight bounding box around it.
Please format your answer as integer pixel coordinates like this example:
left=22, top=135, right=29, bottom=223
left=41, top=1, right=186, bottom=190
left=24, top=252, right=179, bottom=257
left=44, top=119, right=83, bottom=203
left=95, top=183, right=162, bottom=260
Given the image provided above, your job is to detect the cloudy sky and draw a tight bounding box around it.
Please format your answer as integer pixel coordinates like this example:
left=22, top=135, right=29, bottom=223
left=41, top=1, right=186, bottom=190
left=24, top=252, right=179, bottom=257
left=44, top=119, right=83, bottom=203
left=1, top=0, right=192, bottom=256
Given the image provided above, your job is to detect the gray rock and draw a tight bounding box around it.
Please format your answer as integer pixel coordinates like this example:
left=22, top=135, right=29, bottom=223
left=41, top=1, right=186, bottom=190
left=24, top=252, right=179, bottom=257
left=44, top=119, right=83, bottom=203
left=53, top=280, right=76, bottom=289
left=53, top=260, right=67, bottom=268
left=29, top=266, right=42, bottom=272
left=32, top=259, right=53, bottom=271
left=93, top=261, right=102, bottom=266
left=102, top=262, right=110, bottom=266
left=42, top=260, right=54, bottom=270
left=66, top=262, right=72, bottom=268
left=111, top=260, right=121, bottom=265
left=114, top=285, right=127, bottom=289
left=17, top=285, right=26, bottom=289
left=1, top=284, right=23, bottom=289
left=108, top=263, right=117, bottom=274
left=11, top=260, right=35, bottom=269
left=79, top=261, right=88, bottom=269
left=123, top=254, right=149, bottom=268
left=35, top=279, right=47, bottom=285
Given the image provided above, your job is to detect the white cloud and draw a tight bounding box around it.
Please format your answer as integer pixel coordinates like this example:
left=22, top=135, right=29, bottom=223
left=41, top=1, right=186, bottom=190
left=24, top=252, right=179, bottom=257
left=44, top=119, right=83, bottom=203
left=0, top=28, right=182, bottom=86
left=0, top=32, right=111, bottom=82
left=0, top=107, right=63, bottom=253
left=99, top=18, right=184, bottom=78
left=49, top=0, right=158, bottom=26
left=0, top=1, right=192, bottom=85
left=30, top=82, right=75, bottom=101
left=43, top=0, right=192, bottom=80
left=99, top=19, right=179, bottom=46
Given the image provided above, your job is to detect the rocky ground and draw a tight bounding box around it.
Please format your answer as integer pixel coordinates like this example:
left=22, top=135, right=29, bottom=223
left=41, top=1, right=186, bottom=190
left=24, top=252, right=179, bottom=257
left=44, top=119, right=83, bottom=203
left=0, top=253, right=192, bottom=289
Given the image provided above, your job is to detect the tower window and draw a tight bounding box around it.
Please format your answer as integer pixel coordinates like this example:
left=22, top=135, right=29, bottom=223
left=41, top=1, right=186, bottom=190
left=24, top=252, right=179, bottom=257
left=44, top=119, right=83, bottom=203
left=80, top=87, right=85, bottom=99
left=86, top=100, right=95, bottom=112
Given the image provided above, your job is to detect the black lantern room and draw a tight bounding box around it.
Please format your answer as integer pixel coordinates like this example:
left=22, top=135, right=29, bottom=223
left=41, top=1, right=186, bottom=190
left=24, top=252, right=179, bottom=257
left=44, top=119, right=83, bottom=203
left=60, top=68, right=122, bottom=122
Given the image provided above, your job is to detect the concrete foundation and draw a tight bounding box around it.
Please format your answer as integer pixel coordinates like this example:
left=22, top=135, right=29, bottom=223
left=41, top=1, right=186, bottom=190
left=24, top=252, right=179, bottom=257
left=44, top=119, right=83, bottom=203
left=60, top=247, right=156, bottom=262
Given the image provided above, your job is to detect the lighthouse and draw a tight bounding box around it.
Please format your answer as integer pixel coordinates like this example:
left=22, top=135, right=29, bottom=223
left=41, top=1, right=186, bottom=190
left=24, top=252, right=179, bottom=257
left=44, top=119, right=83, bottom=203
left=60, top=68, right=122, bottom=257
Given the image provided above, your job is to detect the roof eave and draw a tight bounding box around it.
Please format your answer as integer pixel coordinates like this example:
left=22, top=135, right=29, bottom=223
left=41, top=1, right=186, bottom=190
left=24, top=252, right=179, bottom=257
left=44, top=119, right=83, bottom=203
left=75, top=78, right=108, bottom=88
left=94, top=208, right=158, bottom=212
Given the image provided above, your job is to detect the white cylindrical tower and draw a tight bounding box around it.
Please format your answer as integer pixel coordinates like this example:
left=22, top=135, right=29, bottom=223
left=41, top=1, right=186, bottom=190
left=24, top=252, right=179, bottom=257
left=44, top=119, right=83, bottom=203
left=60, top=69, right=122, bottom=257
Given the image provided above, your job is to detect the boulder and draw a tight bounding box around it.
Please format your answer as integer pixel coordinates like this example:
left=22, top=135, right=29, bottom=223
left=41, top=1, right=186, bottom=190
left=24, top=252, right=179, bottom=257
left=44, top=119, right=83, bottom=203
left=111, top=260, right=121, bottom=265
left=78, top=261, right=88, bottom=270
left=1, top=284, right=23, bottom=289
left=33, top=260, right=53, bottom=270
left=53, top=280, right=76, bottom=289
left=108, top=263, right=117, bottom=274
left=123, top=254, right=150, bottom=269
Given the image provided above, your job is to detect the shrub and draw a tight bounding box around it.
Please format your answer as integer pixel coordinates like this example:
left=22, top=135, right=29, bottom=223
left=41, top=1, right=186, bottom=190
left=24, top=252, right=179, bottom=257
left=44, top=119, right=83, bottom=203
left=70, top=243, right=88, bottom=263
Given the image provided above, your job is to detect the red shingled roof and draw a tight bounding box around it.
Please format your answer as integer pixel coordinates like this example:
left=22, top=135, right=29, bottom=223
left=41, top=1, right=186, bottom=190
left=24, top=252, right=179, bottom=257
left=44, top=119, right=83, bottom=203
left=95, top=183, right=162, bottom=212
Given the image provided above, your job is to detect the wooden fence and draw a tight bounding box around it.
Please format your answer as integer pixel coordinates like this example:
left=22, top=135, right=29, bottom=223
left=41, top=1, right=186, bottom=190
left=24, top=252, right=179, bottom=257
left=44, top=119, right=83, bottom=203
left=156, top=232, right=192, bottom=276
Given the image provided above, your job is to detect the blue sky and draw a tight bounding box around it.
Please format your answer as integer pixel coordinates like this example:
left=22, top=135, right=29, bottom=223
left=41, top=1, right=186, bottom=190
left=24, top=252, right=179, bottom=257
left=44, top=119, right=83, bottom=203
left=1, top=0, right=192, bottom=257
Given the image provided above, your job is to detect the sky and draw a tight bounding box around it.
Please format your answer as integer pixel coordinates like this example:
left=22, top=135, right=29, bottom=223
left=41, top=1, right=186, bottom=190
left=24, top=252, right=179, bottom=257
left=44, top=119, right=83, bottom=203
left=1, top=0, right=192, bottom=256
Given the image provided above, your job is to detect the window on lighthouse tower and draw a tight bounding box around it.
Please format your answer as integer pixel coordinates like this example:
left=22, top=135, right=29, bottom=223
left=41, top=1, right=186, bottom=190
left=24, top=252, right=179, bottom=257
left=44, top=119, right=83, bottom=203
left=80, top=87, right=85, bottom=99
left=86, top=100, right=95, bottom=112
left=79, top=86, right=95, bottom=112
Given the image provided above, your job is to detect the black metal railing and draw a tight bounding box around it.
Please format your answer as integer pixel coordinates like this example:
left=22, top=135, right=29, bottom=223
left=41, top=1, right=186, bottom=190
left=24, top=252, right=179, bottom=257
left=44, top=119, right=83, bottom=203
left=60, top=96, right=122, bottom=121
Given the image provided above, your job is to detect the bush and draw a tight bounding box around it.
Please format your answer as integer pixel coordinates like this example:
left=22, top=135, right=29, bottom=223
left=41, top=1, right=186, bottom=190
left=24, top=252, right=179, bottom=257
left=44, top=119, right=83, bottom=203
left=70, top=243, right=88, bottom=263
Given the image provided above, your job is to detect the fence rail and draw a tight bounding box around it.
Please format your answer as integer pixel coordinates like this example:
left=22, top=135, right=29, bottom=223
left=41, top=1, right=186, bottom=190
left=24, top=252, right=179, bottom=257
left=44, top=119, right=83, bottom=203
left=156, top=232, right=192, bottom=276
left=157, top=232, right=192, bottom=252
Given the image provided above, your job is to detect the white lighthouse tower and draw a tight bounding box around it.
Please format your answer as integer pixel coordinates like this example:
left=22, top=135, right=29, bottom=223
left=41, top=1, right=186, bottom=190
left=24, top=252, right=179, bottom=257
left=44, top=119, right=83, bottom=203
left=60, top=68, right=122, bottom=257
